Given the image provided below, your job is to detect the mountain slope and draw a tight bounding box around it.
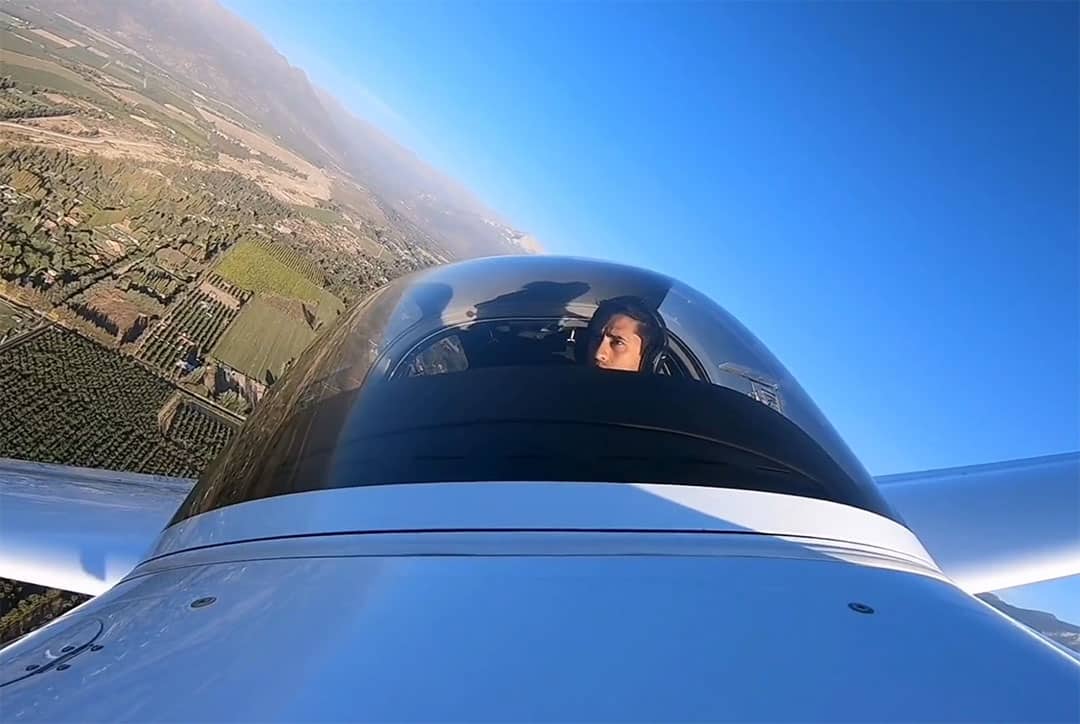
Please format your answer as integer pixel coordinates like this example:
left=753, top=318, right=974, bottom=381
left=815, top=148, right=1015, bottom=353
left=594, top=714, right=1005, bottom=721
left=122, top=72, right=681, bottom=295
left=979, top=593, right=1080, bottom=654
left=314, top=86, right=540, bottom=258
left=25, top=0, right=533, bottom=258
left=29, top=0, right=347, bottom=169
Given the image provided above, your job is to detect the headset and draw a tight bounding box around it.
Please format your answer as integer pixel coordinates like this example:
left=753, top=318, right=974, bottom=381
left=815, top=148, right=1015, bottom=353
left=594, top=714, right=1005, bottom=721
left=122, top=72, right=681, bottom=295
left=576, top=296, right=669, bottom=373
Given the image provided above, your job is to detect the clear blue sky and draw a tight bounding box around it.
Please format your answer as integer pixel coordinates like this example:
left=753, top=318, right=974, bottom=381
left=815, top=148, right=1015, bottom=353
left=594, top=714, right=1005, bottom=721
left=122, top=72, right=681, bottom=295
left=224, top=1, right=1079, bottom=619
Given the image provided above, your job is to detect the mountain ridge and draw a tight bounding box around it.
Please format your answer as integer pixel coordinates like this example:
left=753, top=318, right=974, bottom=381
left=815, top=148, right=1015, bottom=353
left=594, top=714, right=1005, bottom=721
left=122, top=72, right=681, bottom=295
left=26, top=0, right=536, bottom=258
left=979, top=593, right=1080, bottom=654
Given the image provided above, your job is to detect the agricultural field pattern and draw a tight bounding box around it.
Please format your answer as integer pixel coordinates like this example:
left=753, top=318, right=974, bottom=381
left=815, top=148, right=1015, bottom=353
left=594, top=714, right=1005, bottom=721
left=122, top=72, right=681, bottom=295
left=0, top=4, right=437, bottom=480
left=0, top=0, right=495, bottom=641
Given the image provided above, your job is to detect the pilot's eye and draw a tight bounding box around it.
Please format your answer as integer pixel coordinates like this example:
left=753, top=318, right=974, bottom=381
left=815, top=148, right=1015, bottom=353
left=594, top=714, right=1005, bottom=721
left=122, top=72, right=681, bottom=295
left=611, top=338, right=625, bottom=349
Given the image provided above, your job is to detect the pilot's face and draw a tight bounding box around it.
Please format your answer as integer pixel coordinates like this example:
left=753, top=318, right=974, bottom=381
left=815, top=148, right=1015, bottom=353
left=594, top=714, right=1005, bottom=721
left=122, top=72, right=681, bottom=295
left=594, top=313, right=644, bottom=372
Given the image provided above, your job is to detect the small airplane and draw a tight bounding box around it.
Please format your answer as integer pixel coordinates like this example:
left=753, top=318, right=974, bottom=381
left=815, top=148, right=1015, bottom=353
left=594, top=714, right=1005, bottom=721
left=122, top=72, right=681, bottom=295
left=1, top=255, right=1078, bottom=721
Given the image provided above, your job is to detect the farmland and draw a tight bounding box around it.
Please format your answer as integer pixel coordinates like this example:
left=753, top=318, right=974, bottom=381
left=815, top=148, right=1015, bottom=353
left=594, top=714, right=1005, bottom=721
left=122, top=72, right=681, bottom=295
left=202, top=272, right=249, bottom=307
left=213, top=239, right=343, bottom=324
left=0, top=78, right=74, bottom=120
left=137, top=287, right=240, bottom=374
left=0, top=0, right=438, bottom=646
left=123, top=266, right=183, bottom=304
left=214, top=237, right=325, bottom=287
left=0, top=297, right=36, bottom=338
left=212, top=294, right=316, bottom=383
left=165, top=400, right=236, bottom=472
left=0, top=27, right=56, bottom=61
left=293, top=203, right=347, bottom=226
left=0, top=48, right=117, bottom=106
left=0, top=326, right=229, bottom=477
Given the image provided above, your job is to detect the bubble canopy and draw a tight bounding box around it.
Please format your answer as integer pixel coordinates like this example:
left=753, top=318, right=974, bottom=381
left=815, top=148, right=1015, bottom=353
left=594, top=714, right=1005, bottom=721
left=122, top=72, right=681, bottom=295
left=173, top=256, right=897, bottom=524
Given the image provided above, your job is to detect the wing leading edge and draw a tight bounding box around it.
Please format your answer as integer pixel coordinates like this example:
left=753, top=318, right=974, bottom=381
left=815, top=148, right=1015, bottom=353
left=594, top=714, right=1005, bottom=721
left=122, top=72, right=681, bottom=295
left=0, top=452, right=1075, bottom=597
left=877, top=451, right=1080, bottom=593
left=0, top=457, right=193, bottom=595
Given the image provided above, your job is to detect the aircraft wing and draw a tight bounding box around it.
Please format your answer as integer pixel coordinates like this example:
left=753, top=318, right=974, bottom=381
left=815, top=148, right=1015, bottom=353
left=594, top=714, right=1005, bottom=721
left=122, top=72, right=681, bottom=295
left=0, top=452, right=1076, bottom=596
left=0, top=457, right=192, bottom=595
left=877, top=451, right=1080, bottom=594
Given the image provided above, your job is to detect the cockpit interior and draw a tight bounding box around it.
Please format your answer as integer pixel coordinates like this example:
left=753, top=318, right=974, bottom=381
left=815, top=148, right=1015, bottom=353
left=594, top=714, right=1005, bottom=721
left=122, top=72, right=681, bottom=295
left=172, top=256, right=899, bottom=526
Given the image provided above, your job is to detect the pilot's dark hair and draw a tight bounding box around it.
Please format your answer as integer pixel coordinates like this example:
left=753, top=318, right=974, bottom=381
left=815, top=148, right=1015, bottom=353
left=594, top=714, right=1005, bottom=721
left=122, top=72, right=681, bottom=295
left=582, top=296, right=667, bottom=372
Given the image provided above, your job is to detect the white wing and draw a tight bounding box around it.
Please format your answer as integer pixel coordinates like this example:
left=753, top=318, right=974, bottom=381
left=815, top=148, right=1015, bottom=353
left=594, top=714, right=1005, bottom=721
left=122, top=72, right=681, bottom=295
left=877, top=451, right=1080, bottom=593
left=0, top=457, right=192, bottom=595
left=0, top=451, right=1076, bottom=596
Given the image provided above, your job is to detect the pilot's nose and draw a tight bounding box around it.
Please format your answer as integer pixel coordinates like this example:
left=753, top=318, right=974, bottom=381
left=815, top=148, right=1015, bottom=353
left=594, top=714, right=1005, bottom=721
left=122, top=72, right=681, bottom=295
left=595, top=341, right=609, bottom=365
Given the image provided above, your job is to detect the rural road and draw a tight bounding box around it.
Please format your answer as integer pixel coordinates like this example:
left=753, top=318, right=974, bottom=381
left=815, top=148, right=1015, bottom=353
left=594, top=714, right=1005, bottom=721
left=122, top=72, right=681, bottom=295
left=0, top=119, right=106, bottom=144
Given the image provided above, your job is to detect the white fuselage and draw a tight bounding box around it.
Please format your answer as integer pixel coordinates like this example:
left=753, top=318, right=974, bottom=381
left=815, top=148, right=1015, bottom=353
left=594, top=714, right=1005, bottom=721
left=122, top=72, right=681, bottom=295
left=2, top=483, right=1078, bottom=721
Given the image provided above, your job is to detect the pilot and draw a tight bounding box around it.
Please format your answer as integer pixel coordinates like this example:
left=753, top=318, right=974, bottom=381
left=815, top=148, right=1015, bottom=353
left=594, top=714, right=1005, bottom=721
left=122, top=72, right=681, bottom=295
left=584, top=297, right=666, bottom=373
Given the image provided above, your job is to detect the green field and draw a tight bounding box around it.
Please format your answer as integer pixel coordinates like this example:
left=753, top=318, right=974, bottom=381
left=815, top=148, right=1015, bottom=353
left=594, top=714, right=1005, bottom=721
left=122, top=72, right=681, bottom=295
left=96, top=61, right=145, bottom=90
left=0, top=49, right=115, bottom=105
left=85, top=207, right=128, bottom=227
left=213, top=240, right=343, bottom=324
left=99, top=59, right=203, bottom=121
left=0, top=28, right=57, bottom=63
left=144, top=81, right=202, bottom=121
left=129, top=102, right=209, bottom=149
left=293, top=204, right=346, bottom=226
left=56, top=45, right=111, bottom=70
left=195, top=93, right=257, bottom=128
left=212, top=294, right=316, bottom=383
left=0, top=42, right=207, bottom=146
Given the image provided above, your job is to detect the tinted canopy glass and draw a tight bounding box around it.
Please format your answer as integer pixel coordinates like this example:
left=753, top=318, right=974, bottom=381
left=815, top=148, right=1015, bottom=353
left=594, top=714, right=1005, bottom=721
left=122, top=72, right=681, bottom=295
left=174, top=256, right=896, bottom=523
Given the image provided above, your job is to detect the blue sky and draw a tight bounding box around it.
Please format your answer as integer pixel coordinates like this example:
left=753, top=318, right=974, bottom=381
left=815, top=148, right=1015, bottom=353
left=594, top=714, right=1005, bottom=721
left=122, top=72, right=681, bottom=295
left=224, top=1, right=1078, bottom=619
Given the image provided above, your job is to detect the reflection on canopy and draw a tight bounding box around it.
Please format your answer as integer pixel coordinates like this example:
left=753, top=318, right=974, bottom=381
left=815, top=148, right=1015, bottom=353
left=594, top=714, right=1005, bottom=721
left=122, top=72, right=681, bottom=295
left=173, top=256, right=896, bottom=525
